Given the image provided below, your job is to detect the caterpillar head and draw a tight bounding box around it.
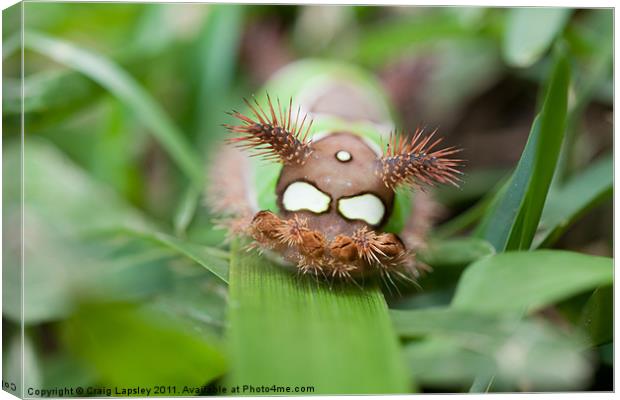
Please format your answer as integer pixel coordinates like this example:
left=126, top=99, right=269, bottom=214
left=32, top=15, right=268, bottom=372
left=224, top=96, right=462, bottom=281
left=276, top=132, right=393, bottom=239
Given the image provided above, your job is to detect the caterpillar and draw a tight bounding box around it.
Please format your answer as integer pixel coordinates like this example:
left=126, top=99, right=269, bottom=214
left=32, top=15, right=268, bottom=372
left=207, top=60, right=463, bottom=285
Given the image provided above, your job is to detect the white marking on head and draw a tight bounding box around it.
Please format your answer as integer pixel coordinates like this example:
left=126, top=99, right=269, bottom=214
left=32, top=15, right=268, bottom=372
left=282, top=181, right=331, bottom=213
left=337, top=194, right=385, bottom=226
left=335, top=150, right=352, bottom=162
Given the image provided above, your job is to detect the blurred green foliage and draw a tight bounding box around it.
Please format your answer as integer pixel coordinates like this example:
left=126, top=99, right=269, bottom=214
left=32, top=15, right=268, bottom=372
left=2, top=3, right=612, bottom=394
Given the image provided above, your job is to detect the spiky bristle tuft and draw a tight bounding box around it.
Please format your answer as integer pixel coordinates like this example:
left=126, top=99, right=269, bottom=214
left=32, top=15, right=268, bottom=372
left=275, top=215, right=309, bottom=247
left=247, top=211, right=419, bottom=283
left=351, top=227, right=386, bottom=264
left=224, top=95, right=314, bottom=164
left=378, top=128, right=464, bottom=190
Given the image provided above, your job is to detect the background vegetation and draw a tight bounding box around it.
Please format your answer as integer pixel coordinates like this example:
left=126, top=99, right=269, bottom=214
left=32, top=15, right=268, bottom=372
left=2, top=3, right=613, bottom=394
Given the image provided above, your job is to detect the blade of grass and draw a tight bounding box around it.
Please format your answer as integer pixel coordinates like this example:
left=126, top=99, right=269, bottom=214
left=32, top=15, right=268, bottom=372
left=419, top=238, right=495, bottom=269
left=150, top=232, right=229, bottom=283
left=433, top=168, right=508, bottom=208
left=479, top=45, right=570, bottom=251
left=354, top=12, right=475, bottom=66
left=173, top=184, right=202, bottom=236
left=503, top=8, right=572, bottom=67
left=194, top=4, right=243, bottom=147
left=507, top=47, right=569, bottom=250
left=61, top=302, right=227, bottom=388
left=3, top=70, right=97, bottom=114
left=534, top=153, right=612, bottom=248
left=451, top=250, right=612, bottom=314
left=433, top=198, right=490, bottom=239
left=173, top=5, right=244, bottom=234
left=469, top=374, right=495, bottom=393
left=23, top=31, right=204, bottom=185
left=555, top=10, right=612, bottom=183
left=434, top=173, right=509, bottom=239
left=3, top=138, right=168, bottom=323
left=391, top=308, right=516, bottom=338
left=578, top=286, right=612, bottom=346
left=227, top=241, right=410, bottom=394
left=398, top=310, right=590, bottom=390
left=87, top=227, right=230, bottom=284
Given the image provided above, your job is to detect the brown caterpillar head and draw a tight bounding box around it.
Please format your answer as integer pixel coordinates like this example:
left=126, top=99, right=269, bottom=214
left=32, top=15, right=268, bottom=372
left=276, top=132, right=393, bottom=240
left=224, top=96, right=463, bottom=281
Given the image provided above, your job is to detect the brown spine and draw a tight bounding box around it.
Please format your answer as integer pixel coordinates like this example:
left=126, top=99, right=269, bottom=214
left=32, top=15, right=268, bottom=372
left=224, top=96, right=313, bottom=165
left=378, top=128, right=463, bottom=190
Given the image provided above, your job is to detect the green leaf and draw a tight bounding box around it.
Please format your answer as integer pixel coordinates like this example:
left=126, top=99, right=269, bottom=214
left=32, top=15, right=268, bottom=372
left=3, top=138, right=159, bottom=323
left=480, top=47, right=570, bottom=251
left=23, top=31, right=203, bottom=185
left=355, top=12, right=473, bottom=66
left=391, top=308, right=515, bottom=339
left=121, top=229, right=230, bottom=283
left=435, top=173, right=509, bottom=239
left=599, top=343, right=613, bottom=366
left=2, top=139, right=226, bottom=324
left=451, top=250, right=612, bottom=314
left=400, top=309, right=590, bottom=390
left=3, top=70, right=97, bottom=114
left=150, top=265, right=228, bottom=336
left=172, top=5, right=244, bottom=234
left=503, top=8, right=572, bottom=67
left=124, top=4, right=208, bottom=58
left=60, top=302, right=227, bottom=388
left=41, top=353, right=97, bottom=391
left=419, top=238, right=495, bottom=269
left=2, top=30, right=20, bottom=60
left=578, top=286, right=612, bottom=346
left=434, top=168, right=508, bottom=208
left=227, top=241, right=410, bottom=394
left=556, top=10, right=612, bottom=182
left=418, top=39, right=502, bottom=123
left=508, top=48, right=570, bottom=250
left=194, top=4, right=243, bottom=146
left=9, top=138, right=152, bottom=234
left=173, top=184, right=202, bottom=236
left=534, top=154, right=612, bottom=248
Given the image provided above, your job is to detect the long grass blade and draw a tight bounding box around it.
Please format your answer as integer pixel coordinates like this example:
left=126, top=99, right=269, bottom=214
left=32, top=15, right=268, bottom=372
left=86, top=227, right=230, bottom=284
left=534, top=154, right=612, bottom=248
left=227, top=241, right=410, bottom=394
left=451, top=250, right=612, bottom=314
left=172, top=5, right=244, bottom=234
left=479, top=45, right=570, bottom=251
left=23, top=31, right=204, bottom=185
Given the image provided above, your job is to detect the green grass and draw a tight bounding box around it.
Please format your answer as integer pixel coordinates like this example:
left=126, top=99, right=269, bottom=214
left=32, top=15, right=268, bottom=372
left=2, top=4, right=612, bottom=395
left=23, top=31, right=204, bottom=185
left=227, top=241, right=410, bottom=394
left=479, top=45, right=570, bottom=251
